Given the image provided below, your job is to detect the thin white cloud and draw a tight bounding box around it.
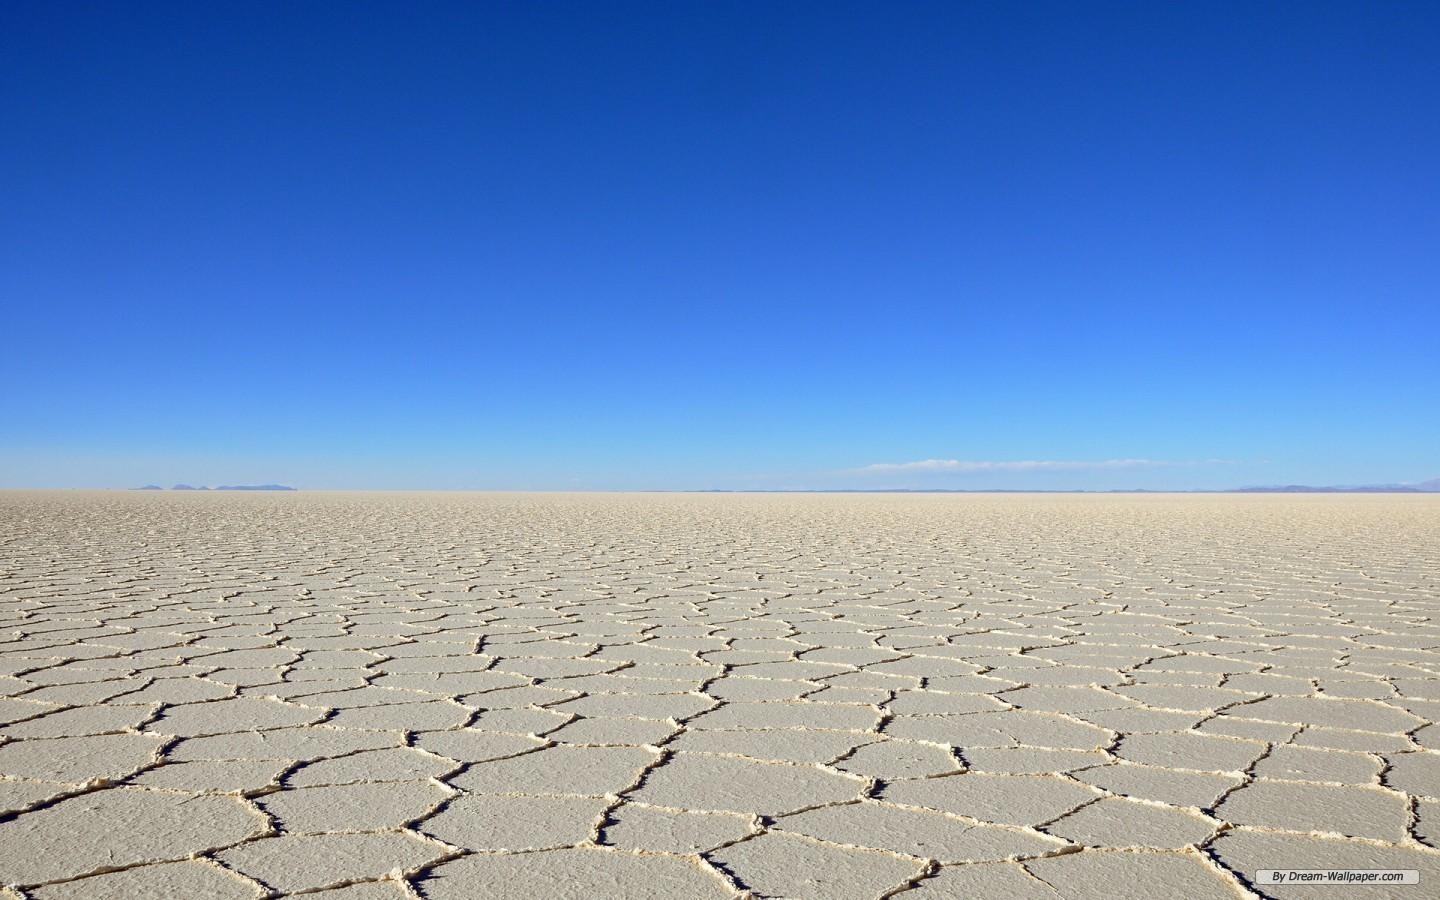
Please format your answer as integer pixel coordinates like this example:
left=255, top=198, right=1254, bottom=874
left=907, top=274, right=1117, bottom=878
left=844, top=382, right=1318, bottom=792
left=857, top=458, right=1170, bottom=474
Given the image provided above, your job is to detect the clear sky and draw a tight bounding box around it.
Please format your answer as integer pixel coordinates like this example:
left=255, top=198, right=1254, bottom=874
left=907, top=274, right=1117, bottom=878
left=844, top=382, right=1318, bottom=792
left=3, top=2, right=1437, bottom=490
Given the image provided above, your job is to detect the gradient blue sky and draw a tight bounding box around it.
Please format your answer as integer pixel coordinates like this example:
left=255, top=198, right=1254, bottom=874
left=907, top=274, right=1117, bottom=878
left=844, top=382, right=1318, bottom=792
left=4, top=2, right=1437, bottom=490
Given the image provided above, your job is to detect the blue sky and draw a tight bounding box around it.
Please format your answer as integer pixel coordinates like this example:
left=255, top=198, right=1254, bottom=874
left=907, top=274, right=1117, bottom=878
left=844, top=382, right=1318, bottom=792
left=3, top=2, right=1437, bottom=490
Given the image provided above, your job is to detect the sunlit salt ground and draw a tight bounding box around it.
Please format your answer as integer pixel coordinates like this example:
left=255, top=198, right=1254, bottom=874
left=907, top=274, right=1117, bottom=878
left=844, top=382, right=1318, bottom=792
left=0, top=491, right=1437, bottom=899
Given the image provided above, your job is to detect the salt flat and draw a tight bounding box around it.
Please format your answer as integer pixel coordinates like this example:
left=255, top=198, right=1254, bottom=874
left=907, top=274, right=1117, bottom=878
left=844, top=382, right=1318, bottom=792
left=0, top=491, right=1437, bottom=899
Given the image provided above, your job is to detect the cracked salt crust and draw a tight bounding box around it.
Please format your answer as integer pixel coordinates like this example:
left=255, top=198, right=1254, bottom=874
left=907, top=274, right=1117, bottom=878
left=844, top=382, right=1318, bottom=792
left=1, top=491, right=1439, bottom=897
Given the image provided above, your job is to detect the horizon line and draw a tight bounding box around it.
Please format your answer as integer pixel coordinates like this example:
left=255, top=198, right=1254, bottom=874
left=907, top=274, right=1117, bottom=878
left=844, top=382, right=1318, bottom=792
left=4, top=487, right=1438, bottom=495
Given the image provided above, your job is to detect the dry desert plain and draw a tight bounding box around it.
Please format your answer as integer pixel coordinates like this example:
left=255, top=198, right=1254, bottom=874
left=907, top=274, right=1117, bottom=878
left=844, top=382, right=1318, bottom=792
left=0, top=491, right=1438, bottom=899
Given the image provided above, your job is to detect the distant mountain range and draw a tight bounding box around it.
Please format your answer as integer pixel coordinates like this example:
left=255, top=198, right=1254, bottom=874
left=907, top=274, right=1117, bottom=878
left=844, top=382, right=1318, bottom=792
left=704, top=478, right=1440, bottom=494
left=135, top=484, right=297, bottom=491
left=1234, top=478, right=1440, bottom=493
left=123, top=480, right=1438, bottom=494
